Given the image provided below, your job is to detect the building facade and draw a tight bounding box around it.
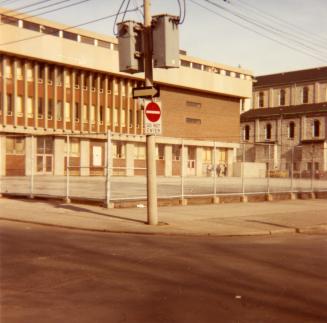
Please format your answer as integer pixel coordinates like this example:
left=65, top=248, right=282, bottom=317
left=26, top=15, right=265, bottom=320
left=241, top=67, right=327, bottom=177
left=0, top=9, right=252, bottom=177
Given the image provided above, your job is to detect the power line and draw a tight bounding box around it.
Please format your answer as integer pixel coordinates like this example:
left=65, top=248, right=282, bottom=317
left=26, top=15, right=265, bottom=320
left=234, top=0, right=327, bottom=44
left=188, top=0, right=327, bottom=64
left=218, top=0, right=327, bottom=54
left=205, top=0, right=327, bottom=58
left=0, top=5, right=141, bottom=47
left=3, top=0, right=53, bottom=14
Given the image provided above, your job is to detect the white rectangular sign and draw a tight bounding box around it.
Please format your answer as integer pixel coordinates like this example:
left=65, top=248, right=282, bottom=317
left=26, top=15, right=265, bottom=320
left=144, top=100, right=162, bottom=135
left=92, top=146, right=102, bottom=167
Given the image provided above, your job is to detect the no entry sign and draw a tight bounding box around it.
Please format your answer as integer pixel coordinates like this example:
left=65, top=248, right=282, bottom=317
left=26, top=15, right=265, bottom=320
left=144, top=100, right=162, bottom=135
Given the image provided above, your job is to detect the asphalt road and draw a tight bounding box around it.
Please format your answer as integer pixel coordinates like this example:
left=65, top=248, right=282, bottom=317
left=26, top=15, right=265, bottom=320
left=1, top=221, right=327, bottom=323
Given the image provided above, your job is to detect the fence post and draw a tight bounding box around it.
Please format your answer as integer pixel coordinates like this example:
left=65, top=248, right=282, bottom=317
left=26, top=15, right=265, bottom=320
left=267, top=144, right=271, bottom=199
left=290, top=145, right=295, bottom=197
left=30, top=135, right=34, bottom=199
left=241, top=143, right=246, bottom=202
left=212, top=141, right=219, bottom=203
left=180, top=139, right=186, bottom=205
left=105, top=130, right=113, bottom=208
left=65, top=134, right=71, bottom=203
left=311, top=144, right=314, bottom=196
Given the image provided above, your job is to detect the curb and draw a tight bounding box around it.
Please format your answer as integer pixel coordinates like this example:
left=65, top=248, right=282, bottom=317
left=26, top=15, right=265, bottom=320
left=1, top=217, right=325, bottom=238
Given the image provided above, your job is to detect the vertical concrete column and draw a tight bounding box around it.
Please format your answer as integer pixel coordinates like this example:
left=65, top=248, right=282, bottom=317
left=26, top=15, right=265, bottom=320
left=62, top=68, right=67, bottom=131
left=273, top=143, right=279, bottom=169
left=133, top=81, right=138, bottom=134
left=300, top=115, right=307, bottom=141
left=25, top=136, right=36, bottom=176
left=0, top=135, right=6, bottom=176
left=80, top=139, right=90, bottom=176
left=182, top=144, right=188, bottom=177
left=2, top=56, right=7, bottom=126
left=164, top=144, right=172, bottom=177
left=96, top=74, right=100, bottom=133
left=53, top=66, right=58, bottom=131
left=54, top=137, right=65, bottom=175
left=255, top=119, right=260, bottom=142
left=80, top=72, right=84, bottom=132
left=23, top=60, right=28, bottom=128
left=44, top=64, right=48, bottom=130
left=118, top=79, right=123, bottom=133
left=195, top=147, right=203, bottom=176
left=314, top=82, right=320, bottom=104
left=126, top=80, right=131, bottom=134
left=110, top=77, right=115, bottom=132
left=125, top=142, right=134, bottom=176
left=88, top=74, right=92, bottom=132
left=290, top=84, right=296, bottom=105
left=104, top=76, right=109, bottom=131
left=13, top=58, right=18, bottom=127
left=268, top=88, right=274, bottom=108
left=71, top=70, right=76, bottom=132
left=33, top=63, right=38, bottom=129
left=227, top=148, right=234, bottom=177
left=277, top=117, right=282, bottom=144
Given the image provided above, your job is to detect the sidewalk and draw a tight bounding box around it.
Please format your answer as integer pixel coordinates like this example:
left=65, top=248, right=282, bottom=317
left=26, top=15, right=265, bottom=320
left=0, top=197, right=327, bottom=236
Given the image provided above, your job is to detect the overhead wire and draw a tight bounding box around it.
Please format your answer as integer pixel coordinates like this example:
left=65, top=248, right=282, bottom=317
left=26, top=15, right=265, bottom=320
left=205, top=0, right=327, bottom=57
left=0, top=0, right=92, bottom=27
left=188, top=0, right=327, bottom=64
left=2, top=0, right=53, bottom=14
left=113, top=0, right=128, bottom=36
left=0, top=5, right=142, bottom=47
left=234, top=0, right=327, bottom=44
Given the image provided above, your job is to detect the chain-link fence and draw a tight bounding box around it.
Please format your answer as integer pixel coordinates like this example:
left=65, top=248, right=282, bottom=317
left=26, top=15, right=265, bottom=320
left=1, top=133, right=327, bottom=205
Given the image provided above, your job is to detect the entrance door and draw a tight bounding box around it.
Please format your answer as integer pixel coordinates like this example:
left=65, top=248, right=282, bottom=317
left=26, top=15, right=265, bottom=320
left=36, top=137, right=54, bottom=174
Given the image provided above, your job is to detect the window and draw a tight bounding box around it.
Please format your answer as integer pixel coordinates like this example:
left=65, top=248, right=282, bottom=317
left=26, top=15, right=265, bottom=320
left=156, top=144, right=164, bottom=160
left=134, top=143, right=146, bottom=160
left=65, top=138, right=80, bottom=157
left=26, top=63, right=34, bottom=81
left=259, top=92, right=264, bottom=108
left=244, top=125, right=250, bottom=141
left=65, top=102, right=71, bottom=121
left=75, top=102, right=79, bottom=121
left=80, top=35, right=94, bottom=45
left=202, top=148, right=212, bottom=163
left=90, top=105, right=96, bottom=124
left=17, top=96, right=23, bottom=116
left=97, top=39, right=111, bottom=49
left=180, top=60, right=191, bottom=67
left=302, top=86, right=309, bottom=104
left=113, top=108, right=118, bottom=125
left=172, top=145, right=181, bottom=161
left=40, top=25, right=59, bottom=36
left=186, top=117, right=201, bottom=125
left=265, top=123, right=272, bottom=140
left=6, top=137, right=25, bottom=154
left=288, top=122, right=295, bottom=139
left=38, top=98, right=43, bottom=118
left=113, top=142, right=125, bottom=158
left=313, top=120, right=320, bottom=137
left=7, top=94, right=12, bottom=115
left=63, top=31, right=78, bottom=41
left=280, top=89, right=286, bottom=106
left=48, top=99, right=53, bottom=119
left=23, top=20, right=40, bottom=32
left=1, top=15, right=19, bottom=26
left=27, top=97, right=33, bottom=117
left=82, top=104, right=87, bottom=122
left=100, top=106, right=104, bottom=123
left=186, top=101, right=201, bottom=108
left=56, top=101, right=63, bottom=120
left=192, top=62, right=202, bottom=70
left=16, top=61, right=23, bottom=80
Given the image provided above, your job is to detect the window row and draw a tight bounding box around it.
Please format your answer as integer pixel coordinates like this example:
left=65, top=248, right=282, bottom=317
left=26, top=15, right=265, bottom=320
left=243, top=120, right=321, bottom=141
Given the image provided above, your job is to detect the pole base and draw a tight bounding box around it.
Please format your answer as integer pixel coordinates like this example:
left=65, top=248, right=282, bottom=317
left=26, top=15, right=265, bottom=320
left=290, top=192, right=297, bottom=200
left=241, top=195, right=248, bottom=203
left=64, top=197, right=71, bottom=204
left=179, top=198, right=188, bottom=206
left=103, top=202, right=115, bottom=209
left=212, top=196, right=220, bottom=204
left=266, top=193, right=274, bottom=201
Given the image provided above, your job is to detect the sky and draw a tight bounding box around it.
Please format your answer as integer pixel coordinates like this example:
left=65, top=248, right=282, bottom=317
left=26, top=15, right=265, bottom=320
left=2, top=0, right=327, bottom=76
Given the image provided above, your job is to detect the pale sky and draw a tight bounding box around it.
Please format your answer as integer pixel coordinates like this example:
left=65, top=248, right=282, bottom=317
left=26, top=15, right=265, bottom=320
left=3, top=0, right=327, bottom=75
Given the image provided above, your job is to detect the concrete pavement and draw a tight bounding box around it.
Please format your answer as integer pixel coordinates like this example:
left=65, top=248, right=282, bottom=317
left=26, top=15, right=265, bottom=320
left=1, top=197, right=327, bottom=236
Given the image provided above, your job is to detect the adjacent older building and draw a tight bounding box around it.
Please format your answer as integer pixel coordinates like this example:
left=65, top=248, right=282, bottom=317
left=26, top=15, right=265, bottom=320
left=241, top=67, right=327, bottom=177
left=0, top=8, right=253, bottom=178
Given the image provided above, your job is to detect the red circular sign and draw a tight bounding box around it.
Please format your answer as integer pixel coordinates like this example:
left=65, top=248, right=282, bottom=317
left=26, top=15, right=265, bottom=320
left=145, top=102, right=161, bottom=122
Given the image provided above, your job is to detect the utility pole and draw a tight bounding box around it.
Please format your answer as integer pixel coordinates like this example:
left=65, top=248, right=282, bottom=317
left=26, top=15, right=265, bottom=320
left=144, top=0, right=158, bottom=225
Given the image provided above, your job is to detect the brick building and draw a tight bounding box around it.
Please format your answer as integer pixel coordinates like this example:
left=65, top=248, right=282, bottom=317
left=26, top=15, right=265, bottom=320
left=0, top=8, right=252, bottom=178
left=241, top=67, right=327, bottom=177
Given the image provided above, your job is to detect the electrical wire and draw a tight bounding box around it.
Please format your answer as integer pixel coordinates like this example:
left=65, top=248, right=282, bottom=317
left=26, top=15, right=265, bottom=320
left=121, top=0, right=131, bottom=24
left=0, top=0, right=92, bottom=28
left=177, top=0, right=186, bottom=24
left=205, top=0, right=327, bottom=57
left=2, top=0, right=53, bottom=15
left=188, top=0, right=327, bottom=64
left=113, top=0, right=128, bottom=36
left=234, top=0, right=327, bottom=44
left=0, top=5, right=142, bottom=47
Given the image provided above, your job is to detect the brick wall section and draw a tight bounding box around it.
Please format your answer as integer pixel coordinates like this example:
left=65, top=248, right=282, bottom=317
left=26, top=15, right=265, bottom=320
left=160, top=86, right=240, bottom=142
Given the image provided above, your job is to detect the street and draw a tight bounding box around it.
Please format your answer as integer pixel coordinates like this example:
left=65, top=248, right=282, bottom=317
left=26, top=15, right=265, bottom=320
left=1, top=221, right=326, bottom=323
